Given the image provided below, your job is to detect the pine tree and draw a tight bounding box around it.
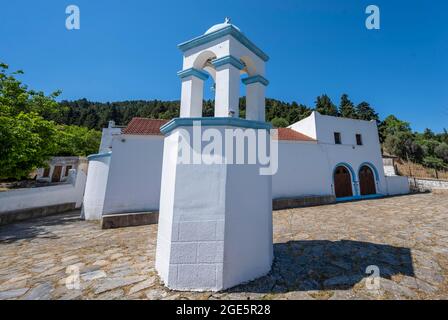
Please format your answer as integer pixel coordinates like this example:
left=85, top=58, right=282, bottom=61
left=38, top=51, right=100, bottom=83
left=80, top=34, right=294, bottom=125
left=356, top=101, right=379, bottom=121
left=315, top=94, right=338, bottom=116
left=338, top=94, right=357, bottom=119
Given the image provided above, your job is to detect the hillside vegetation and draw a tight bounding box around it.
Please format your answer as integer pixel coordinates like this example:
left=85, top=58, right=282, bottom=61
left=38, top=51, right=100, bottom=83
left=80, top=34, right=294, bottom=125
left=1, top=61, right=447, bottom=180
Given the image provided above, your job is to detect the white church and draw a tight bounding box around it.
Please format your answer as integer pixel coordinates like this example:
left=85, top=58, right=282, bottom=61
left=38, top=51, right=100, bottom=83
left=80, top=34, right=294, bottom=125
left=81, top=20, right=409, bottom=290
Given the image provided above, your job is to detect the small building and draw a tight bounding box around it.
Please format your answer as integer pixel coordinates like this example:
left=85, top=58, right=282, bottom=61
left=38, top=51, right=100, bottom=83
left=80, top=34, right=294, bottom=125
left=36, top=156, right=87, bottom=183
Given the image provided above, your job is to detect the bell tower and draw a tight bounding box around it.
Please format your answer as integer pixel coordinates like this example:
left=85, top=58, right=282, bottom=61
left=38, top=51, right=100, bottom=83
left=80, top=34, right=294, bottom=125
left=155, top=20, right=273, bottom=291
left=177, top=18, right=269, bottom=120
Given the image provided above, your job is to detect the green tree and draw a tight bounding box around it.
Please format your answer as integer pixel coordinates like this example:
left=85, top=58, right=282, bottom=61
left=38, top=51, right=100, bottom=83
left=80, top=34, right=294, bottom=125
left=378, top=115, right=411, bottom=143
left=0, top=63, right=62, bottom=179
left=271, top=117, right=289, bottom=128
left=0, top=63, right=61, bottom=118
left=0, top=62, right=101, bottom=179
left=356, top=101, right=379, bottom=121
left=315, top=94, right=337, bottom=116
left=0, top=112, right=58, bottom=179
left=54, top=125, right=102, bottom=157
left=417, top=139, right=440, bottom=158
left=422, top=128, right=435, bottom=140
left=384, top=131, right=423, bottom=162
left=338, top=94, right=357, bottom=119
left=434, top=143, right=448, bottom=163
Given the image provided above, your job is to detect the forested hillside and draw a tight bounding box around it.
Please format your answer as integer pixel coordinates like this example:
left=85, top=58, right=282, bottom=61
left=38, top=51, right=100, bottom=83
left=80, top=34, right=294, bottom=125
left=2, top=60, right=447, bottom=180
left=54, top=94, right=378, bottom=130
left=52, top=96, right=448, bottom=175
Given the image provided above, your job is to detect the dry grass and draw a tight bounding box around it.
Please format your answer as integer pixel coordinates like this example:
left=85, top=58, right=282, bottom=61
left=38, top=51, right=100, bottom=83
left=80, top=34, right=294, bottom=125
left=396, top=160, right=448, bottom=180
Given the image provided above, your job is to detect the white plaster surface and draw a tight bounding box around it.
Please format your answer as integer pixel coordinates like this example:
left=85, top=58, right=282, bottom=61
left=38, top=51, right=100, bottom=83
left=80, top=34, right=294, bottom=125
left=102, top=135, right=164, bottom=215
left=0, top=168, right=87, bottom=213
left=82, top=156, right=110, bottom=220
left=155, top=125, right=273, bottom=291
left=385, top=176, right=410, bottom=195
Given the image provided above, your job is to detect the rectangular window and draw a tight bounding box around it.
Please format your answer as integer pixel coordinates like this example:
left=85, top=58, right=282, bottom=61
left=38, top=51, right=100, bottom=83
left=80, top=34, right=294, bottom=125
left=334, top=132, right=341, bottom=144
left=356, top=134, right=363, bottom=145
left=43, top=167, right=50, bottom=177
left=64, top=165, right=72, bottom=176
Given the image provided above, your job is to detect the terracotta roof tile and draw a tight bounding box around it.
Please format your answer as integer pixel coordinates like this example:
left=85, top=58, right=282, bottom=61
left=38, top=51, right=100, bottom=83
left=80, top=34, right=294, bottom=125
left=122, top=118, right=169, bottom=136
left=275, top=128, right=315, bottom=142
left=122, top=118, right=315, bottom=142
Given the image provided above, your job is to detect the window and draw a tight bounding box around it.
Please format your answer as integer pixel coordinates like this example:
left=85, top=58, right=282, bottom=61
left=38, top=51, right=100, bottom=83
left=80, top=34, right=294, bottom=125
left=356, top=134, right=363, bottom=146
left=43, top=167, right=50, bottom=177
left=64, top=165, right=72, bottom=176
left=334, top=132, right=341, bottom=144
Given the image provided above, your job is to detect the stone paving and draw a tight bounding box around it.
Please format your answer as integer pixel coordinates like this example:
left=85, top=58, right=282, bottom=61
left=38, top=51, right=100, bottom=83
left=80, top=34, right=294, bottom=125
left=0, top=193, right=447, bottom=300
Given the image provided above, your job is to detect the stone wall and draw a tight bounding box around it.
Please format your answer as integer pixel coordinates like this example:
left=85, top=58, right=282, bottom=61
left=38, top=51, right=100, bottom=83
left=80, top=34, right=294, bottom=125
left=409, top=177, right=448, bottom=192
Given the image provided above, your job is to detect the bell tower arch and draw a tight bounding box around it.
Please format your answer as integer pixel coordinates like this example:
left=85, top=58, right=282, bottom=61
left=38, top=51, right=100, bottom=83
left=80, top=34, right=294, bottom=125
left=177, top=18, right=269, bottom=121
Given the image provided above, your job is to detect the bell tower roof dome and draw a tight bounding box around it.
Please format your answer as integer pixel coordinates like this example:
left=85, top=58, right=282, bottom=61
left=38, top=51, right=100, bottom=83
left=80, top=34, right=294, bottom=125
left=205, top=17, right=241, bottom=35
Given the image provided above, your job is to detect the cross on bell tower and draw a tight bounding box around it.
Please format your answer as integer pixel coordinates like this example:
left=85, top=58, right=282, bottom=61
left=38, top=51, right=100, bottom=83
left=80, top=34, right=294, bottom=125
left=177, top=19, right=269, bottom=121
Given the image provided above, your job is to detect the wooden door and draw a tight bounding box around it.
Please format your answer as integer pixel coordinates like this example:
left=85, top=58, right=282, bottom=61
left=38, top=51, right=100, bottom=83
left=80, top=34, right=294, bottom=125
left=359, top=165, right=376, bottom=195
left=52, top=166, right=62, bottom=182
left=334, top=166, right=353, bottom=198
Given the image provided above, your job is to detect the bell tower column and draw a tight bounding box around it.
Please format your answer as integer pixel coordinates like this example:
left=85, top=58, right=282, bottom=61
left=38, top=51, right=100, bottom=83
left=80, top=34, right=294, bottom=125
left=178, top=68, right=209, bottom=117
left=243, top=75, right=269, bottom=122
left=212, top=56, right=244, bottom=117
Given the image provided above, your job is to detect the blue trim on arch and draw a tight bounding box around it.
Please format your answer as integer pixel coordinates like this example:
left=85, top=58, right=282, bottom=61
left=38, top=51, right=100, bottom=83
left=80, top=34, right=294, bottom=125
left=87, top=151, right=112, bottom=161
left=358, top=162, right=380, bottom=181
left=178, top=25, right=269, bottom=62
left=160, top=117, right=272, bottom=135
left=177, top=68, right=209, bottom=81
left=333, top=162, right=359, bottom=196
left=242, top=75, right=269, bottom=86
left=211, top=55, right=245, bottom=70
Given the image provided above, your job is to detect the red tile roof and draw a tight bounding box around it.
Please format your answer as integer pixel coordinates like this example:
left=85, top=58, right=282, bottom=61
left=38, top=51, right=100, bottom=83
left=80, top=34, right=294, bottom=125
left=274, top=128, right=315, bottom=142
left=122, top=118, right=315, bottom=142
left=122, top=118, right=169, bottom=136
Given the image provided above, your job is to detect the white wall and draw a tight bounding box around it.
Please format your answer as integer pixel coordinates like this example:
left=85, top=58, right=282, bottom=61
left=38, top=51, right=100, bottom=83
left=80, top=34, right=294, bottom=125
left=386, top=176, right=410, bottom=195
left=102, top=134, right=164, bottom=215
left=99, top=127, right=122, bottom=153
left=82, top=155, right=110, bottom=220
left=288, top=112, right=317, bottom=139
left=273, top=141, right=332, bottom=198
left=156, top=125, right=272, bottom=291
left=0, top=168, right=87, bottom=213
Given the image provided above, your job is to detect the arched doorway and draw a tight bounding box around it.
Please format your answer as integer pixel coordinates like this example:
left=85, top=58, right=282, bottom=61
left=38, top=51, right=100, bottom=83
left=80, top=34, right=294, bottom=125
left=334, top=166, right=353, bottom=198
left=359, top=165, right=376, bottom=195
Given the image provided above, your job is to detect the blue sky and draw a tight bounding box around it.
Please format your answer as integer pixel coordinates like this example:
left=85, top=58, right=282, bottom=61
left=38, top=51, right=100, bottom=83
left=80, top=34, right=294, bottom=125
left=1, top=0, right=447, bottom=132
